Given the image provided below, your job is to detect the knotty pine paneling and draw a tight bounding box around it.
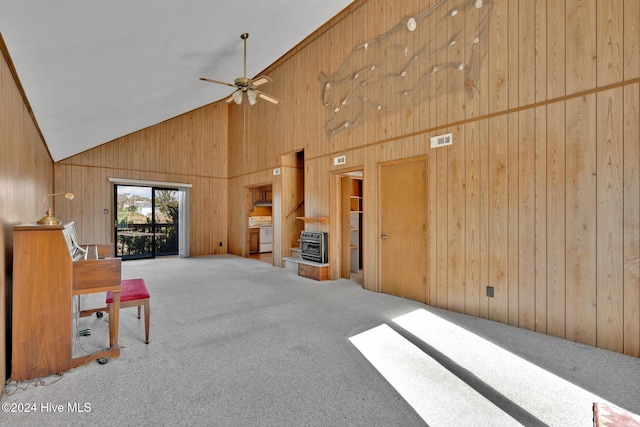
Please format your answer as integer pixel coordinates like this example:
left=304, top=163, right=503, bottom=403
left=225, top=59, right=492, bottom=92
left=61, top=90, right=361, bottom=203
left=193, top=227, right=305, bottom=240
left=488, top=114, right=509, bottom=324
left=488, top=0, right=509, bottom=114
left=624, top=0, right=640, bottom=80
left=533, top=105, right=548, bottom=333
left=547, top=0, right=566, bottom=99
left=566, top=0, right=597, bottom=94
left=434, top=134, right=448, bottom=308
left=565, top=93, right=598, bottom=347
left=478, top=118, right=491, bottom=322
left=597, top=0, right=623, bottom=87
left=518, top=0, right=535, bottom=106
left=447, top=124, right=465, bottom=313
left=623, top=84, right=640, bottom=357
left=546, top=101, right=567, bottom=338
left=447, top=2, right=465, bottom=125
left=508, top=112, right=519, bottom=327
left=534, top=0, right=547, bottom=104
left=596, top=87, right=624, bottom=353
left=1, top=44, right=53, bottom=392
left=464, top=120, right=481, bottom=317
left=508, top=1, right=519, bottom=110
left=518, top=108, right=536, bottom=330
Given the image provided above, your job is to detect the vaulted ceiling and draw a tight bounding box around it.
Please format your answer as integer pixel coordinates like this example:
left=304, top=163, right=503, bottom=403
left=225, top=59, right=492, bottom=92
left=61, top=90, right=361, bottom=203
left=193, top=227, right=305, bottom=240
left=1, top=0, right=354, bottom=161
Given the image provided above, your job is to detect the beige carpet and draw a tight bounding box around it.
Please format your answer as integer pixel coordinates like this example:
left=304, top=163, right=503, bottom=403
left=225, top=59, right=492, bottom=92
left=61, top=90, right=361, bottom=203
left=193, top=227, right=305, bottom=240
left=2, top=255, right=639, bottom=426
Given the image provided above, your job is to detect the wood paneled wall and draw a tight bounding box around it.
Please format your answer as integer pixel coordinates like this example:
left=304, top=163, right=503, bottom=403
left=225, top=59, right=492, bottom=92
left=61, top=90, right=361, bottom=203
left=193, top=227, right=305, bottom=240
left=223, top=0, right=640, bottom=356
left=42, top=0, right=640, bottom=357
left=1, top=39, right=54, bottom=390
left=54, top=103, right=229, bottom=257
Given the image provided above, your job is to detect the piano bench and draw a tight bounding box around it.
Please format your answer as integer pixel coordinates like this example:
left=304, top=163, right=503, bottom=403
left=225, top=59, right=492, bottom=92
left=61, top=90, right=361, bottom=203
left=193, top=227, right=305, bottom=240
left=107, top=278, right=150, bottom=344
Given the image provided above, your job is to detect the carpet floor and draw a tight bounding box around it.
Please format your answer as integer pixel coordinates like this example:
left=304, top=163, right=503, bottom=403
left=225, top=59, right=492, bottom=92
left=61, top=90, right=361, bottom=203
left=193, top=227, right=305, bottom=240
left=2, top=255, right=639, bottom=426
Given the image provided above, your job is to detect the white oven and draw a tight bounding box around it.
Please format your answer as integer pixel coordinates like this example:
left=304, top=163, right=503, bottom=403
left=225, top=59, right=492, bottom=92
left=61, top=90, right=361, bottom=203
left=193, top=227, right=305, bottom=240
left=259, top=225, right=273, bottom=253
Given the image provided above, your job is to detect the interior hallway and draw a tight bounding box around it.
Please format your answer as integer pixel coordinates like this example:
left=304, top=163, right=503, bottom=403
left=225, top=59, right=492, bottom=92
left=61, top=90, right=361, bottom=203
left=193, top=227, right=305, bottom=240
left=2, top=255, right=639, bottom=426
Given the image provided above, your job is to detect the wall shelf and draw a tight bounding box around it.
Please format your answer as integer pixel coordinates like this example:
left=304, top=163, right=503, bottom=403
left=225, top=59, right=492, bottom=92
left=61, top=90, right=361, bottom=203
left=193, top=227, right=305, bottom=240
left=296, top=216, right=329, bottom=224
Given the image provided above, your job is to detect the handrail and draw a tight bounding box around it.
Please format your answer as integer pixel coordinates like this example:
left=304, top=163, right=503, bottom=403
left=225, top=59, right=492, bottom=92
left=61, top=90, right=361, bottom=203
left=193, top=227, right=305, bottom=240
left=286, top=199, right=304, bottom=219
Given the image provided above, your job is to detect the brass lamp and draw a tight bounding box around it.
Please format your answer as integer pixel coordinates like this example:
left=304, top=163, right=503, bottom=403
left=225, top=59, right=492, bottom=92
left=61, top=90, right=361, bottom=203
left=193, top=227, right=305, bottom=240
left=37, top=192, right=74, bottom=225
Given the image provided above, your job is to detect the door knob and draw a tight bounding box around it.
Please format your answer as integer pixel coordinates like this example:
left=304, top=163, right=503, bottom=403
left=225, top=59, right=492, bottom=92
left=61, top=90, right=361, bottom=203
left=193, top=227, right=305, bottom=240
left=381, top=234, right=387, bottom=239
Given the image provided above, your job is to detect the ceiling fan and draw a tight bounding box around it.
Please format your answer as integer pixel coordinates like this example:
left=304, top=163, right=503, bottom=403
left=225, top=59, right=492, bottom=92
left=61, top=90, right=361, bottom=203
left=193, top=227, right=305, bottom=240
left=200, top=33, right=282, bottom=106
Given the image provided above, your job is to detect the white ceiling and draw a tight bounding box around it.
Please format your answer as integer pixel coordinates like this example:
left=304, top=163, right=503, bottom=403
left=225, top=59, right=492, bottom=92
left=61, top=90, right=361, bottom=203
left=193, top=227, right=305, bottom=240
left=1, top=0, right=353, bottom=161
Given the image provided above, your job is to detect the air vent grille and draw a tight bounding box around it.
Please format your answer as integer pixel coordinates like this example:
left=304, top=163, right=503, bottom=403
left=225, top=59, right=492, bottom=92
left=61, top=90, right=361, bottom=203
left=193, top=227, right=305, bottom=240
left=430, top=133, right=453, bottom=148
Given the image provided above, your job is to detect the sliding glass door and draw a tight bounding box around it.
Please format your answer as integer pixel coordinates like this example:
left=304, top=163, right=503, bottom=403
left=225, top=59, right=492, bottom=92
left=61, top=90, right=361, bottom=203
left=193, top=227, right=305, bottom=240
left=115, top=185, right=179, bottom=260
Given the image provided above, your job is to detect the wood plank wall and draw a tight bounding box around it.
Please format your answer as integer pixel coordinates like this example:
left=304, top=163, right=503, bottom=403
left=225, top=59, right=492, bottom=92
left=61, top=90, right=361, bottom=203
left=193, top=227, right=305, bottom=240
left=1, top=40, right=53, bottom=391
left=54, top=103, right=229, bottom=257
left=223, top=0, right=640, bottom=356
left=49, top=0, right=639, bottom=357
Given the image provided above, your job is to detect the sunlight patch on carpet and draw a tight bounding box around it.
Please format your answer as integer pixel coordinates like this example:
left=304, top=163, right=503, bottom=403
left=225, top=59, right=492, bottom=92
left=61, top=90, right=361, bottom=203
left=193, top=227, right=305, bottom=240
left=349, top=324, right=520, bottom=427
left=391, top=309, right=620, bottom=426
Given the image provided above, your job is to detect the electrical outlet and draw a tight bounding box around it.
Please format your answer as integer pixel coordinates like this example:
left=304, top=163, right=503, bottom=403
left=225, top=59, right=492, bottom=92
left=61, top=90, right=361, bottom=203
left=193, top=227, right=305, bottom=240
left=486, top=286, right=494, bottom=298
left=273, top=168, right=281, bottom=176
left=333, top=155, right=346, bottom=166
left=219, top=242, right=223, bottom=247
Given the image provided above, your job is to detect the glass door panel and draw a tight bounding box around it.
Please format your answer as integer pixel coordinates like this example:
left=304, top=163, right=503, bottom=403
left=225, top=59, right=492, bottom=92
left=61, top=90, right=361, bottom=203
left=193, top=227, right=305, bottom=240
left=153, top=188, right=179, bottom=256
left=115, top=185, right=179, bottom=260
left=115, top=185, right=154, bottom=259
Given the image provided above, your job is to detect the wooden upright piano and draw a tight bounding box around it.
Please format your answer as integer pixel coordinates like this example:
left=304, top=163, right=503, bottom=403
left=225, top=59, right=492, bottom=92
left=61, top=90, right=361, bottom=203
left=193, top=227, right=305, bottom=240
left=12, top=222, right=121, bottom=381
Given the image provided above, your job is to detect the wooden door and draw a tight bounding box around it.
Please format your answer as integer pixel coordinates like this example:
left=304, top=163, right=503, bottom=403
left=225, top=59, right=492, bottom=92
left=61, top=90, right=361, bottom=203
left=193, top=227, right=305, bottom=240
left=379, top=157, right=428, bottom=302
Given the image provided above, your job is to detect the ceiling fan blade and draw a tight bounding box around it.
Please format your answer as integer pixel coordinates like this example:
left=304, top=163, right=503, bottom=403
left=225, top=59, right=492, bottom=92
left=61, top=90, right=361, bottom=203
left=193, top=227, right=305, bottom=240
left=224, top=90, right=239, bottom=104
left=256, top=90, right=282, bottom=105
left=200, top=77, right=237, bottom=88
left=250, top=75, right=272, bottom=87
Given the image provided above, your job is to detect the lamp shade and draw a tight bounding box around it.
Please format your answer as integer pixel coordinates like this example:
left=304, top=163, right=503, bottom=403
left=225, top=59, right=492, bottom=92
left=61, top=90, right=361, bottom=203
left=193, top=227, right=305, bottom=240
left=247, top=90, right=257, bottom=105
left=233, top=90, right=243, bottom=105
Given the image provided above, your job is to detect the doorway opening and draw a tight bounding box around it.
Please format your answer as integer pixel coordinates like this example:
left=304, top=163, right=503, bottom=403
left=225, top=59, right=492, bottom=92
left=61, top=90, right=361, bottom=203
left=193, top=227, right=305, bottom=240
left=334, top=170, right=364, bottom=286
left=247, top=184, right=273, bottom=264
left=114, top=185, right=179, bottom=260
left=281, top=150, right=305, bottom=269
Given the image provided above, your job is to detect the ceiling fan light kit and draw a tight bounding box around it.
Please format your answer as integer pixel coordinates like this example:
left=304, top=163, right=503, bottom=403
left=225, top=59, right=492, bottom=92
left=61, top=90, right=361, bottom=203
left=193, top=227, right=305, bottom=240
left=200, top=33, right=281, bottom=106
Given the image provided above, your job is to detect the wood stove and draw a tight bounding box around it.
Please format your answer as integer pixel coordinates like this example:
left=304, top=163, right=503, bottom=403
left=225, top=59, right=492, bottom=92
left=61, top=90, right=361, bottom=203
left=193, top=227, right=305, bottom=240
left=300, top=231, right=328, bottom=264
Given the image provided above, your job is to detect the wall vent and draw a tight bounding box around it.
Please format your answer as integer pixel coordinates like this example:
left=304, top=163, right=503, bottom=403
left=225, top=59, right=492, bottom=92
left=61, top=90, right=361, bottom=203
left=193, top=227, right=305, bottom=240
left=333, top=155, right=347, bottom=166
left=430, top=133, right=453, bottom=148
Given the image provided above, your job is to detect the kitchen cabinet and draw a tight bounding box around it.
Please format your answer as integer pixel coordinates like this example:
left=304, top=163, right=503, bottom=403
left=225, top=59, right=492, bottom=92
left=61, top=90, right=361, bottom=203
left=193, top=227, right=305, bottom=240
left=249, top=228, right=260, bottom=254
left=253, top=189, right=265, bottom=204
left=252, top=188, right=272, bottom=206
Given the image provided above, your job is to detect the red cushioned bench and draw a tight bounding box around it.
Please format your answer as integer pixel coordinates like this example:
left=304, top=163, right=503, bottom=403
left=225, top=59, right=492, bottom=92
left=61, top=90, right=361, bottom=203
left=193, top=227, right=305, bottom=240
left=107, top=278, right=150, bottom=344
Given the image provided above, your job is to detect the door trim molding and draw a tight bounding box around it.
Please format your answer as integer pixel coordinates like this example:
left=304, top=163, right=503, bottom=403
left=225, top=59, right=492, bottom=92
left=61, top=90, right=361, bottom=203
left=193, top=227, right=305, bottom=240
left=329, top=166, right=364, bottom=282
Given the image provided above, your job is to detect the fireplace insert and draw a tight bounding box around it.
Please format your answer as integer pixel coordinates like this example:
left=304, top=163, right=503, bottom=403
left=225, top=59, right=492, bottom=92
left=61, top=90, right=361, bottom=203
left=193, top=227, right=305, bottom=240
left=300, top=231, right=328, bottom=264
